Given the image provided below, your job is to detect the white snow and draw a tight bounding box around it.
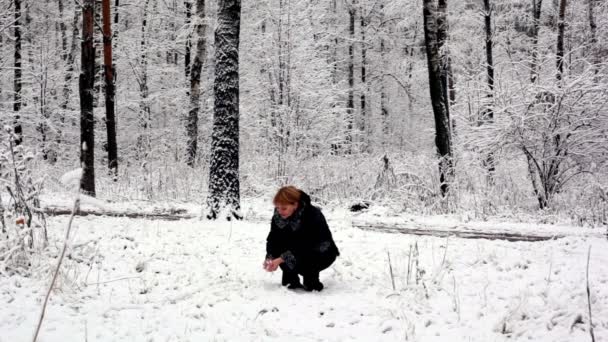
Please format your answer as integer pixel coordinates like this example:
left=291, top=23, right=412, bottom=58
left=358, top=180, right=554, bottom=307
left=1, top=200, right=607, bottom=341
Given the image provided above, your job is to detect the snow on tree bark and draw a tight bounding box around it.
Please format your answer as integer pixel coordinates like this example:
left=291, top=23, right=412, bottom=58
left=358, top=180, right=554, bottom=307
left=13, top=0, right=23, bottom=146
left=102, top=0, right=118, bottom=175
left=186, top=0, right=206, bottom=167
left=207, top=0, right=241, bottom=220
left=423, top=0, right=453, bottom=197
left=80, top=0, right=96, bottom=196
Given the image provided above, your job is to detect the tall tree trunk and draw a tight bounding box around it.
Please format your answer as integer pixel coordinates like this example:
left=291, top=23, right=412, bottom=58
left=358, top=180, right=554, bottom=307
left=360, top=14, right=367, bottom=150
left=437, top=0, right=450, bottom=121
left=346, top=3, right=355, bottom=153
left=588, top=0, right=598, bottom=74
left=137, top=0, right=151, bottom=157
left=61, top=7, right=79, bottom=113
left=94, top=0, right=103, bottom=107
left=114, top=0, right=119, bottom=25
left=186, top=0, right=206, bottom=167
left=13, top=0, right=23, bottom=145
left=556, top=0, right=567, bottom=82
left=207, top=0, right=241, bottom=220
left=423, top=0, right=453, bottom=197
left=530, top=0, right=543, bottom=83
left=185, top=1, right=192, bottom=79
left=80, top=0, right=97, bottom=196
left=102, top=0, right=118, bottom=175
left=482, top=0, right=495, bottom=176
left=58, top=0, right=69, bottom=62
left=379, top=3, right=389, bottom=142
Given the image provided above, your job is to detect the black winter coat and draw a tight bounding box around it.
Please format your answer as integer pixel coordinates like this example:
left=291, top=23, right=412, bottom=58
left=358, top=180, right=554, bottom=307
left=266, top=191, right=340, bottom=265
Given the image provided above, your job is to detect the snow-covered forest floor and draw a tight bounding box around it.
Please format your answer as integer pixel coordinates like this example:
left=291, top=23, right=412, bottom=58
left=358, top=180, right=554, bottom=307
left=1, top=199, right=607, bottom=341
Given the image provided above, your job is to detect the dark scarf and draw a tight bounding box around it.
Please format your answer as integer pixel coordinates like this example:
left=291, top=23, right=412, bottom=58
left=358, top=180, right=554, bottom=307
left=272, top=203, right=306, bottom=232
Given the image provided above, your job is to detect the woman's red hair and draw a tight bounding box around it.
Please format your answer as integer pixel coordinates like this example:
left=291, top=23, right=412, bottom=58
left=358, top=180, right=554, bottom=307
left=273, top=185, right=301, bottom=205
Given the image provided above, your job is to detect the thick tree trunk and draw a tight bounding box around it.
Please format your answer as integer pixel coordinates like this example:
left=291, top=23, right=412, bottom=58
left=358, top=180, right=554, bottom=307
left=80, top=0, right=97, bottom=196
left=530, top=0, right=543, bottom=83
left=423, top=0, right=453, bottom=197
left=102, top=0, right=118, bottom=175
left=556, top=0, right=567, bottom=82
left=13, top=0, right=23, bottom=145
left=186, top=0, right=206, bottom=167
left=207, top=0, right=242, bottom=220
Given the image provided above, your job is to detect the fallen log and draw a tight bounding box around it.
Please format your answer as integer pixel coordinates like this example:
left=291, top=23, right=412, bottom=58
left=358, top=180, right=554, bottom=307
left=43, top=206, right=197, bottom=221
left=353, top=223, right=564, bottom=242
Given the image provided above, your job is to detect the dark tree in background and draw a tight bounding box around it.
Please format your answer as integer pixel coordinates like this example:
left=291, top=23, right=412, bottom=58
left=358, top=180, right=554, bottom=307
left=207, top=0, right=242, bottom=219
left=102, top=0, right=118, bottom=176
left=482, top=0, right=496, bottom=178
left=186, top=0, right=207, bottom=167
left=13, top=0, right=23, bottom=145
left=423, top=0, right=453, bottom=197
left=80, top=0, right=96, bottom=196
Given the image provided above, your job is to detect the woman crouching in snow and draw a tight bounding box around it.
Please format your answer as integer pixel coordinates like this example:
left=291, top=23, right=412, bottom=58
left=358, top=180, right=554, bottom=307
left=263, top=186, right=340, bottom=291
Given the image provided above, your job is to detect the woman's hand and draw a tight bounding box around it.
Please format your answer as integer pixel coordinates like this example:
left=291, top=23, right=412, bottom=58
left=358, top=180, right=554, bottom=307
left=263, top=257, right=284, bottom=272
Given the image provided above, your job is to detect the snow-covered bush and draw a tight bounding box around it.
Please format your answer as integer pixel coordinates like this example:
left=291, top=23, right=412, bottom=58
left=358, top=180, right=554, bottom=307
left=0, top=127, right=47, bottom=276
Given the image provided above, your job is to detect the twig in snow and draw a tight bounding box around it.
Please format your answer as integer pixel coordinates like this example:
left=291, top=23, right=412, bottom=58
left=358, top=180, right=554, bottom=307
left=32, top=197, right=80, bottom=342
left=586, top=246, right=595, bottom=342
left=387, top=250, right=395, bottom=291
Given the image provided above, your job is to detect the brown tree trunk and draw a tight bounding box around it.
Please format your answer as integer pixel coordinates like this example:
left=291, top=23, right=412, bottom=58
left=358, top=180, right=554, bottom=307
left=102, top=0, right=118, bottom=175
left=80, top=0, right=97, bottom=196
left=186, top=0, right=206, bottom=167
left=423, top=0, right=453, bottom=197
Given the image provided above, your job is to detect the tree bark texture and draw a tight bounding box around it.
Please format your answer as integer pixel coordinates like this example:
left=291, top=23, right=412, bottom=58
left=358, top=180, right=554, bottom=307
left=423, top=0, right=453, bottom=197
left=13, top=0, right=23, bottom=145
left=588, top=0, right=598, bottom=74
left=346, top=4, right=355, bottom=153
left=437, top=0, right=450, bottom=120
left=185, top=1, right=192, bottom=80
left=186, top=0, right=206, bottom=167
left=80, top=0, right=97, bottom=196
left=102, top=0, right=118, bottom=174
left=137, top=0, right=151, bottom=157
left=207, top=0, right=241, bottom=219
left=360, top=14, right=367, bottom=149
left=482, top=0, right=495, bottom=176
left=530, top=0, right=543, bottom=83
left=556, top=0, right=567, bottom=82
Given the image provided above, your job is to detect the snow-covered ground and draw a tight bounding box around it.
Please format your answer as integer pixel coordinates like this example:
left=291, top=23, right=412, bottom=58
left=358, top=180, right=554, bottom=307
left=1, top=201, right=607, bottom=341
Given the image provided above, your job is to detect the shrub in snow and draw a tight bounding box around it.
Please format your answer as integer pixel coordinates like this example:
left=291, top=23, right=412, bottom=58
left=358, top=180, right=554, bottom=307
left=0, top=127, right=47, bottom=276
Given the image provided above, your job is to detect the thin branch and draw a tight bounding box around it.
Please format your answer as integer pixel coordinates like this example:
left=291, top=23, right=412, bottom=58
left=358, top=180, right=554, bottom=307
left=32, top=197, right=80, bottom=342
left=586, top=245, right=595, bottom=342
